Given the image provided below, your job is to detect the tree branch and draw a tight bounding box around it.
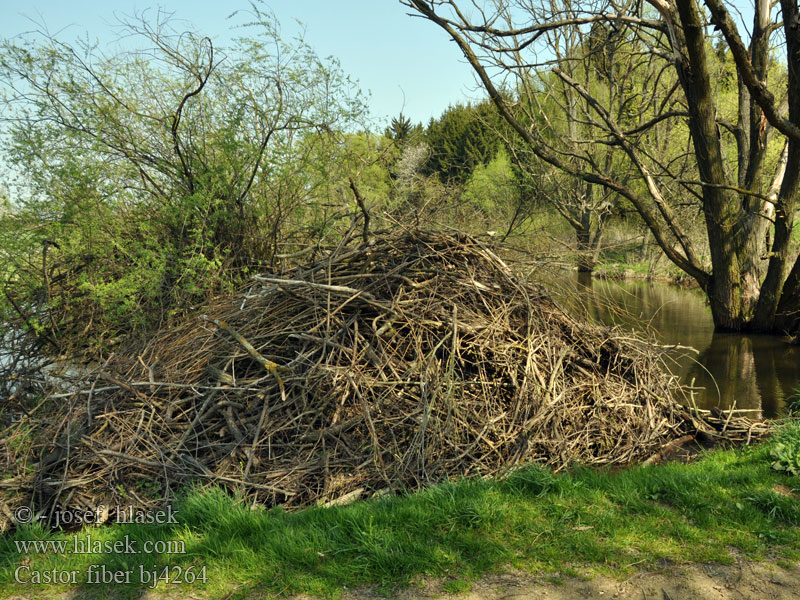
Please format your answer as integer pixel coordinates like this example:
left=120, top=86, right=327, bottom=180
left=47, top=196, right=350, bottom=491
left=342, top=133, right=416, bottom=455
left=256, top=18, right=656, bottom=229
left=704, top=0, right=800, bottom=142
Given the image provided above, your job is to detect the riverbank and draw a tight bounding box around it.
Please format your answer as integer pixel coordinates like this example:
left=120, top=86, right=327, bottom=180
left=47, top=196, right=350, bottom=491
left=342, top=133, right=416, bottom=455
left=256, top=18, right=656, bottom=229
left=589, top=261, right=698, bottom=286
left=537, top=271, right=800, bottom=418
left=1, top=422, right=797, bottom=599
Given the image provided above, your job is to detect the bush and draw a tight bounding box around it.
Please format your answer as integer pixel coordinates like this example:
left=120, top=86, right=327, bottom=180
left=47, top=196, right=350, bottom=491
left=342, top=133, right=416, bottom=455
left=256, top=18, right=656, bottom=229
left=0, top=7, right=366, bottom=351
left=770, top=422, right=800, bottom=477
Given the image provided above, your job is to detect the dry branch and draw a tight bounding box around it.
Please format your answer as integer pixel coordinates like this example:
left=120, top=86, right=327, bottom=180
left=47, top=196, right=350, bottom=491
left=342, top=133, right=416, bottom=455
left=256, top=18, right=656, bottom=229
left=0, top=228, right=769, bottom=519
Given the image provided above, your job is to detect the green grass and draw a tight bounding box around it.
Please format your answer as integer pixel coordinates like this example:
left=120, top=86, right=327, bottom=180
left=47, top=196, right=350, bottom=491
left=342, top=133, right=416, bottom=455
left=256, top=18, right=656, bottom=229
left=1, top=425, right=798, bottom=599
left=787, top=387, right=800, bottom=415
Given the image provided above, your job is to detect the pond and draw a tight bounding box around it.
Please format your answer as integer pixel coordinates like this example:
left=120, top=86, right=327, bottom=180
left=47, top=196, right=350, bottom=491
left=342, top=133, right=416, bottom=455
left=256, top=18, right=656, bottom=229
left=542, top=272, right=800, bottom=418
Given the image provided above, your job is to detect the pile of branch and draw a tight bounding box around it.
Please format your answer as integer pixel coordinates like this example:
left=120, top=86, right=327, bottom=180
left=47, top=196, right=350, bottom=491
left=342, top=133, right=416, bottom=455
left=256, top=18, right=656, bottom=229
left=0, top=229, right=769, bottom=520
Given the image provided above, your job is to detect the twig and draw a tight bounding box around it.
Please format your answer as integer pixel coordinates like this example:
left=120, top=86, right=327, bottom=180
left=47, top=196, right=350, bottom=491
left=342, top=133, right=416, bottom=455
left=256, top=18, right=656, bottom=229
left=349, top=176, right=370, bottom=244
left=201, top=315, right=286, bottom=401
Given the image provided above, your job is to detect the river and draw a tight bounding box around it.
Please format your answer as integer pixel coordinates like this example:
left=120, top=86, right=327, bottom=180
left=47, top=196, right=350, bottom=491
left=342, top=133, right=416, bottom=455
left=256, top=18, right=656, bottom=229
left=543, top=272, right=800, bottom=418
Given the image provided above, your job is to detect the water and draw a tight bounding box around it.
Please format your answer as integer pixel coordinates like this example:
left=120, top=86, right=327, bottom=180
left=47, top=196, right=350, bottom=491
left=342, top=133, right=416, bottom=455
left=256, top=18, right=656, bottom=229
left=543, top=273, right=800, bottom=418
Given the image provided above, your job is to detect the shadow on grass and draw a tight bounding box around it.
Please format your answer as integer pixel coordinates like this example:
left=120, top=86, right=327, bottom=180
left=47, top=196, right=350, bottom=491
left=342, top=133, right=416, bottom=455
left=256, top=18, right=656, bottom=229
left=0, top=432, right=798, bottom=599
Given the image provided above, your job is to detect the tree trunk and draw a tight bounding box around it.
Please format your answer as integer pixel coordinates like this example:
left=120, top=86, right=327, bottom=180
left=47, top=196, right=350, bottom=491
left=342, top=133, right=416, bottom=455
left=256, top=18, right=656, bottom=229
left=575, top=185, right=604, bottom=273
left=736, top=0, right=774, bottom=318
left=576, top=222, right=594, bottom=273
left=753, top=0, right=800, bottom=333
left=674, top=0, right=745, bottom=330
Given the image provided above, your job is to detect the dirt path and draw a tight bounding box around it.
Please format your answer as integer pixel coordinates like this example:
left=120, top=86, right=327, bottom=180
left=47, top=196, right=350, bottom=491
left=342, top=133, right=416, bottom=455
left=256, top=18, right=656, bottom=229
left=342, top=561, right=800, bottom=600
left=6, top=560, right=800, bottom=599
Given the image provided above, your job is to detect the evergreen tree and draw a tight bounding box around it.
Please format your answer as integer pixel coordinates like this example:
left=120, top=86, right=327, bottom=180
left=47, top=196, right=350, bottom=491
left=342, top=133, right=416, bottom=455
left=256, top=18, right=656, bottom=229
left=385, top=113, right=413, bottom=142
left=423, top=101, right=507, bottom=184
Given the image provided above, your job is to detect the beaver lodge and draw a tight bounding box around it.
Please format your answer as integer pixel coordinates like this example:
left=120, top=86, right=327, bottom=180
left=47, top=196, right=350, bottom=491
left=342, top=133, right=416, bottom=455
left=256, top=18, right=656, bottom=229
left=0, top=229, right=768, bottom=521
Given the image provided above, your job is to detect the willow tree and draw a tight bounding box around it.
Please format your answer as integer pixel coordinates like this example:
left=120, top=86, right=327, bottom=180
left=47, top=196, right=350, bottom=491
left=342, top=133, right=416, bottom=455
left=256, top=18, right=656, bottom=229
left=405, top=0, right=800, bottom=334
left=0, top=9, right=366, bottom=345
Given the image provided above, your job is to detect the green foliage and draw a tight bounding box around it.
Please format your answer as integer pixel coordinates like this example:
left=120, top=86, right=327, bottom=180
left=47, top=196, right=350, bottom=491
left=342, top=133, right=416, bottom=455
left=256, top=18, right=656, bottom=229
left=0, top=7, right=367, bottom=349
left=786, top=386, right=800, bottom=415
left=384, top=112, right=422, bottom=146
left=424, top=100, right=508, bottom=184
left=771, top=422, right=800, bottom=477
left=462, top=148, right=520, bottom=215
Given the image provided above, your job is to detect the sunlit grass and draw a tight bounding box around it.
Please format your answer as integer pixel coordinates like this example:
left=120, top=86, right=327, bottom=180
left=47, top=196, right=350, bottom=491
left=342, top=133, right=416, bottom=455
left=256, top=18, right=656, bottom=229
left=0, top=425, right=798, bottom=599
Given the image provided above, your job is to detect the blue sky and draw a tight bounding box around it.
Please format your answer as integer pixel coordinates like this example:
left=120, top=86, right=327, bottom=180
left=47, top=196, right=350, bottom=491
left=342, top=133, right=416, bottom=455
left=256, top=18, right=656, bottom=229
left=1, top=1, right=482, bottom=127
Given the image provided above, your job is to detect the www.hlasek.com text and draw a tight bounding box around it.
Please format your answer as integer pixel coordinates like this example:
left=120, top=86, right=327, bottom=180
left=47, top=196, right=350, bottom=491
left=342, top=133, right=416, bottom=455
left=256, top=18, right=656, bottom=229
left=15, top=535, right=186, bottom=555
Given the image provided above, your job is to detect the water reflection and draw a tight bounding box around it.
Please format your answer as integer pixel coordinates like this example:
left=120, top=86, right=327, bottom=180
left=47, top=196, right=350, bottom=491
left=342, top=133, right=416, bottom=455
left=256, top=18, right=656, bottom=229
left=543, top=272, right=800, bottom=417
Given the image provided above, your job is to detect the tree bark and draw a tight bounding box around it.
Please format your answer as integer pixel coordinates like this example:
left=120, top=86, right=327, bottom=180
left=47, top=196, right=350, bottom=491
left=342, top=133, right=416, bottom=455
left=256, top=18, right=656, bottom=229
left=673, top=0, right=744, bottom=330
left=754, top=0, right=800, bottom=333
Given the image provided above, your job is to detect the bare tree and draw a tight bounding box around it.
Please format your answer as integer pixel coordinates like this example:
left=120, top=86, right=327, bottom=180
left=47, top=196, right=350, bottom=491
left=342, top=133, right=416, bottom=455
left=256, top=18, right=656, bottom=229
left=516, top=1, right=676, bottom=272
left=404, top=0, right=799, bottom=334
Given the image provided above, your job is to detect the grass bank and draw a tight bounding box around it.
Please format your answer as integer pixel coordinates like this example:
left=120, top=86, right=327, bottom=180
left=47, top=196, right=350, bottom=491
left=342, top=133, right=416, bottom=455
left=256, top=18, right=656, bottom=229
left=1, top=423, right=798, bottom=600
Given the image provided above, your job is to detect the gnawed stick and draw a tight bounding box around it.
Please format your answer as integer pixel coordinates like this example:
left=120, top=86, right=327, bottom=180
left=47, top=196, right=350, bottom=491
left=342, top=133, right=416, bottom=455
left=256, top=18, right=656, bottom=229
left=320, top=487, right=365, bottom=508
left=251, top=276, right=377, bottom=301
left=643, top=434, right=696, bottom=465
left=348, top=176, right=370, bottom=244
left=243, top=390, right=270, bottom=481
left=201, top=315, right=286, bottom=402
